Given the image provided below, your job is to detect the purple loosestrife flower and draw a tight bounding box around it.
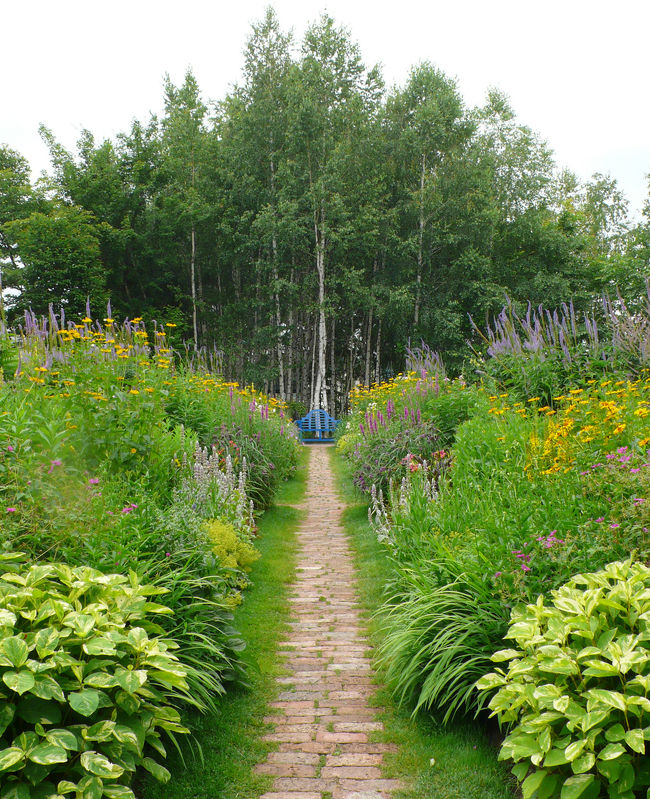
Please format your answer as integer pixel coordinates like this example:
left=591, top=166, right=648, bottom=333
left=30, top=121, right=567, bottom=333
left=610, top=523, right=620, bottom=529
left=48, top=459, right=63, bottom=474
left=6, top=508, right=16, bottom=513
left=595, top=517, right=605, bottom=523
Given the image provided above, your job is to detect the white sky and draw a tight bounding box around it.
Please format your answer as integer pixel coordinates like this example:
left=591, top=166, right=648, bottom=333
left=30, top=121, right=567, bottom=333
left=3, top=0, right=649, bottom=218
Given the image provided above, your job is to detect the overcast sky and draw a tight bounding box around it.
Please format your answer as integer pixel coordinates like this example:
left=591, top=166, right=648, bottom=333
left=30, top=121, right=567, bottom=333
left=3, top=0, right=649, bottom=218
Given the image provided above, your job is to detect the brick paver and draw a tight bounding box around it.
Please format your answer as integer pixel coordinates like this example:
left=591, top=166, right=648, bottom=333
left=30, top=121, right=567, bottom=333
left=256, top=446, right=402, bottom=799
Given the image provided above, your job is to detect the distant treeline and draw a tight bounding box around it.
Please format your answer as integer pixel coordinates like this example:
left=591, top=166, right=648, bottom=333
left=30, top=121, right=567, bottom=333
left=1, top=8, right=649, bottom=412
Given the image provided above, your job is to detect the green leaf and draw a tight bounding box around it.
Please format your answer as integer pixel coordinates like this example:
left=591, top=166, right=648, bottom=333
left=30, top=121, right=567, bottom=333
left=512, top=762, right=529, bottom=781
left=0, top=746, right=25, bottom=771
left=28, top=742, right=68, bottom=765
left=623, top=728, right=645, bottom=754
left=68, top=689, right=100, bottom=716
left=34, top=627, right=59, bottom=656
left=0, top=705, right=15, bottom=736
left=0, top=610, right=17, bottom=628
left=571, top=752, right=595, bottom=774
left=492, top=649, right=521, bottom=662
left=83, top=672, right=118, bottom=689
left=560, top=774, right=595, bottom=799
left=598, top=743, right=625, bottom=760
left=605, top=724, right=625, bottom=742
left=522, top=769, right=547, bottom=798
left=77, top=775, right=102, bottom=799
left=544, top=748, right=570, bottom=767
left=102, top=787, right=135, bottom=799
left=538, top=774, right=561, bottom=799
left=85, top=720, right=115, bottom=742
left=618, top=763, right=635, bottom=792
left=1, top=784, right=30, bottom=799
left=142, top=757, right=170, bottom=783
left=565, top=740, right=587, bottom=762
left=3, top=670, right=35, bottom=695
left=82, top=637, right=116, bottom=656
left=80, top=751, right=124, bottom=778
left=56, top=782, right=77, bottom=795
left=63, top=613, right=95, bottom=637
left=115, top=690, right=139, bottom=714
left=115, top=669, right=147, bottom=694
left=31, top=675, right=66, bottom=702
left=46, top=729, right=79, bottom=751
left=1, top=636, right=29, bottom=668
left=16, top=696, right=62, bottom=725
left=586, top=689, right=626, bottom=712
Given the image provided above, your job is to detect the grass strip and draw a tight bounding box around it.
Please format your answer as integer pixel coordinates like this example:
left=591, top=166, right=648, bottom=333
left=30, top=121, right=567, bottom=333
left=139, top=448, right=308, bottom=799
left=328, top=448, right=516, bottom=799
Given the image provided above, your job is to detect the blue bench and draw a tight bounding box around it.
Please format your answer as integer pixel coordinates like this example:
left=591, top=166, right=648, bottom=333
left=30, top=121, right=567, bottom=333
left=295, top=409, right=340, bottom=443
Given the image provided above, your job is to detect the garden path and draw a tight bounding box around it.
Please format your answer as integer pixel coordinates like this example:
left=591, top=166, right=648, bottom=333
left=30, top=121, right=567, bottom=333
left=256, top=445, right=403, bottom=799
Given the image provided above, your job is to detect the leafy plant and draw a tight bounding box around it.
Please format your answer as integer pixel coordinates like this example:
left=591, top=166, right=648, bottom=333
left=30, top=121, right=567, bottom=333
left=378, top=555, right=509, bottom=723
left=0, top=554, right=201, bottom=797
left=477, top=560, right=650, bottom=799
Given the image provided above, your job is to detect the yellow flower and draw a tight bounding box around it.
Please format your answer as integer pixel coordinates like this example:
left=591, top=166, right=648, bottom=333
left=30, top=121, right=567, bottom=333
left=165, top=323, right=177, bottom=328
left=613, top=423, right=626, bottom=434
left=129, top=389, right=140, bottom=395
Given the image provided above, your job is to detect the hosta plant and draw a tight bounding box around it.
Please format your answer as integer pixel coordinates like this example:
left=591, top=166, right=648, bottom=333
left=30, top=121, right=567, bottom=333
left=0, top=553, right=200, bottom=798
left=477, top=560, right=650, bottom=799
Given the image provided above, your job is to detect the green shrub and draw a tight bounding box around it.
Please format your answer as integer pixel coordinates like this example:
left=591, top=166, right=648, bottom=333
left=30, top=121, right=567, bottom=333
left=0, top=554, right=200, bottom=797
left=477, top=560, right=650, bottom=799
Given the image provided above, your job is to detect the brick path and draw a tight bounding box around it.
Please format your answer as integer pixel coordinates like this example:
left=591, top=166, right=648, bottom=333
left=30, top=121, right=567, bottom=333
left=256, top=445, right=402, bottom=799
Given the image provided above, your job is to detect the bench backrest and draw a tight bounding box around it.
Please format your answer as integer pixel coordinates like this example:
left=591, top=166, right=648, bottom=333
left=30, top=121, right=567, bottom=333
left=295, top=408, right=340, bottom=440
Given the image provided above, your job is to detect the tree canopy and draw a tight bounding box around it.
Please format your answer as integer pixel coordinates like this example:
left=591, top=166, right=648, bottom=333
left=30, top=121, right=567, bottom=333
left=2, top=9, right=649, bottom=411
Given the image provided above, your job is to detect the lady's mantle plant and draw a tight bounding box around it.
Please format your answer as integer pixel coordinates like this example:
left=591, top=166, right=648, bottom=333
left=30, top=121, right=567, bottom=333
left=477, top=560, right=650, bottom=799
left=0, top=553, right=199, bottom=798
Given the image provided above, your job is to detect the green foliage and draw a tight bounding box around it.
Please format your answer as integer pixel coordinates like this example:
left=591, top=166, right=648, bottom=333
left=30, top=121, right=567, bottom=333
left=477, top=560, right=650, bottom=799
left=379, top=556, right=509, bottom=723
left=5, top=206, right=108, bottom=317
left=0, top=555, right=198, bottom=796
left=203, top=518, right=260, bottom=574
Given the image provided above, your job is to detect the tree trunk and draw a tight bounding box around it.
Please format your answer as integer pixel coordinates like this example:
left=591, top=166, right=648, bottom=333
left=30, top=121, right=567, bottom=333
left=286, top=267, right=294, bottom=402
left=310, top=311, right=317, bottom=409
left=364, top=308, right=373, bottom=388
left=312, top=204, right=328, bottom=411
left=330, top=315, right=336, bottom=417
left=375, top=317, right=382, bottom=385
left=190, top=223, right=198, bottom=350
left=414, top=151, right=426, bottom=328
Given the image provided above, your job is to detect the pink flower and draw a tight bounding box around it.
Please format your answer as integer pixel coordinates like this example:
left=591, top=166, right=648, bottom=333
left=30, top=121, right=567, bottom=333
left=521, top=564, right=531, bottom=572
left=88, top=478, right=100, bottom=485
left=610, top=523, right=620, bottom=529
left=7, top=446, right=14, bottom=452
left=6, top=508, right=16, bottom=513
left=595, top=517, right=605, bottom=523
left=47, top=459, right=63, bottom=474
